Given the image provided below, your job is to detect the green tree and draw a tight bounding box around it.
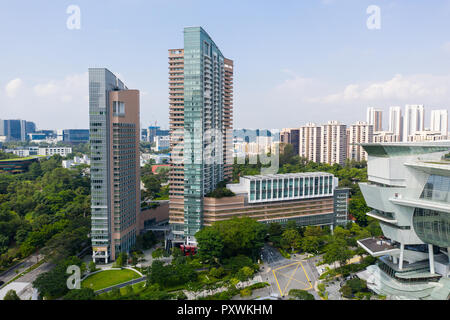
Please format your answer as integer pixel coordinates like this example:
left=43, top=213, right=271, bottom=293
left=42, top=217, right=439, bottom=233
left=289, top=289, right=314, bottom=300
left=114, top=252, right=128, bottom=267
left=88, top=261, right=97, bottom=273
left=196, top=217, right=266, bottom=262
left=195, top=227, right=224, bottom=264
left=267, top=222, right=283, bottom=236
left=3, top=289, right=20, bottom=300
left=323, top=238, right=352, bottom=268
left=281, top=228, right=301, bottom=252
left=63, top=288, right=95, bottom=300
left=301, top=236, right=321, bottom=254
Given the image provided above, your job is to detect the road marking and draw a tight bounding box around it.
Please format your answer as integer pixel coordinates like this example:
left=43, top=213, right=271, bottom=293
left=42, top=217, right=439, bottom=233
left=276, top=270, right=309, bottom=288
left=300, top=261, right=313, bottom=290
left=272, top=269, right=283, bottom=297
left=281, top=262, right=301, bottom=295
left=271, top=260, right=314, bottom=296
left=273, top=261, right=301, bottom=271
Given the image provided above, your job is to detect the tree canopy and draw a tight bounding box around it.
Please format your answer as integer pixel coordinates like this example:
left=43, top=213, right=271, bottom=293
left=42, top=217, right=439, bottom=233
left=195, top=217, right=266, bottom=263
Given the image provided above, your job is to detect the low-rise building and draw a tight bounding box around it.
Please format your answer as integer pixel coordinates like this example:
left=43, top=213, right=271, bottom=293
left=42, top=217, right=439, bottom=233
left=62, top=155, right=90, bottom=169
left=201, top=172, right=349, bottom=228
left=38, top=147, right=72, bottom=157
left=154, top=135, right=170, bottom=152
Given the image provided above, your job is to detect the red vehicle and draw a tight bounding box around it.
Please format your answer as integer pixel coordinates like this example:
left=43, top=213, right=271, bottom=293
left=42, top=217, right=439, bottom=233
left=180, top=245, right=197, bottom=256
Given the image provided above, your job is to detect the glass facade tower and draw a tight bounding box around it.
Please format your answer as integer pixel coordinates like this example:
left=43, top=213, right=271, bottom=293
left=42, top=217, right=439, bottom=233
left=169, top=27, right=233, bottom=243
left=89, top=68, right=140, bottom=263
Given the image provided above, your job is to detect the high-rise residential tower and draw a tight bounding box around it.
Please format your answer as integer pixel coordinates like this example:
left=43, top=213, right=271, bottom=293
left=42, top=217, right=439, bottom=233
left=430, top=109, right=448, bottom=136
left=367, top=107, right=383, bottom=132
left=348, top=121, right=373, bottom=162
left=168, top=27, right=233, bottom=245
left=299, top=123, right=321, bottom=163
left=389, top=106, right=403, bottom=141
left=89, top=68, right=140, bottom=263
left=320, top=121, right=347, bottom=166
left=403, top=104, right=425, bottom=141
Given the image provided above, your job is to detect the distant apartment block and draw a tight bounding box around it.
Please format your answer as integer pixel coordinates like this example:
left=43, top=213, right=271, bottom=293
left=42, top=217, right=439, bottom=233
left=389, top=106, right=403, bottom=141
left=347, top=121, right=373, bottom=162
left=403, top=104, right=425, bottom=142
left=407, top=130, right=449, bottom=142
left=299, top=123, right=321, bottom=163
left=89, top=68, right=140, bottom=263
left=367, top=107, right=383, bottom=132
left=280, top=128, right=300, bottom=155
left=373, top=131, right=402, bottom=143
left=430, top=110, right=448, bottom=137
left=320, top=121, right=347, bottom=166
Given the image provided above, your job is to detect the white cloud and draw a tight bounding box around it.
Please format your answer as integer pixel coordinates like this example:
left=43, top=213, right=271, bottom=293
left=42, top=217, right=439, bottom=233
left=314, top=74, right=450, bottom=104
left=443, top=42, right=450, bottom=54
left=5, top=78, right=23, bottom=98
left=33, top=73, right=88, bottom=103
left=238, top=72, right=450, bottom=129
left=0, top=73, right=89, bottom=129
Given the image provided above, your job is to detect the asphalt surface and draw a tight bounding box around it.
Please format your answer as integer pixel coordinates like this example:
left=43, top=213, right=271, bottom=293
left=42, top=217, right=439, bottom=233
left=259, top=245, right=324, bottom=300
left=0, top=254, right=42, bottom=287
left=261, top=244, right=286, bottom=267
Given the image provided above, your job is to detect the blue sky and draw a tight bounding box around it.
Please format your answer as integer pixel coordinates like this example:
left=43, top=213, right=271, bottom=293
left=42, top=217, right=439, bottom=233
left=1, top=0, right=449, bottom=130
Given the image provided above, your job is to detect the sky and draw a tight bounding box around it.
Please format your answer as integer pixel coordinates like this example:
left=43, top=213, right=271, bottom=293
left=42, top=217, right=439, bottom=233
left=0, top=0, right=449, bottom=131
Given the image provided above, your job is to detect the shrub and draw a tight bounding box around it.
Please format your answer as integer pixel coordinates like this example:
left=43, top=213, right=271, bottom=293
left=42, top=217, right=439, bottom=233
left=209, top=267, right=226, bottom=279
left=340, top=285, right=352, bottom=298
left=289, top=289, right=314, bottom=300
left=236, top=266, right=254, bottom=281
left=240, top=287, right=252, bottom=297
left=63, top=288, right=95, bottom=300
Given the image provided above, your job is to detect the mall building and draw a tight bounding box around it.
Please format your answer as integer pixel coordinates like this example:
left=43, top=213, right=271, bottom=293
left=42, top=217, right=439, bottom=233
left=357, top=142, right=450, bottom=300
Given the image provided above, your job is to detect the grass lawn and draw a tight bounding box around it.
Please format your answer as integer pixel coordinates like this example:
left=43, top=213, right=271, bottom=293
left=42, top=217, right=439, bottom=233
left=82, top=269, right=141, bottom=291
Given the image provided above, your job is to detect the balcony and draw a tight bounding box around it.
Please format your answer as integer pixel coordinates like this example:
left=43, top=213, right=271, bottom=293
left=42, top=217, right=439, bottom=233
left=357, top=237, right=400, bottom=257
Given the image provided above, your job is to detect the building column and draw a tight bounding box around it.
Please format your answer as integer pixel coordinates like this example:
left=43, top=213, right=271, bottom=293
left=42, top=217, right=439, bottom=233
left=447, top=247, right=450, bottom=263
left=330, top=225, right=334, bottom=235
left=429, top=244, right=435, bottom=274
left=392, top=256, right=398, bottom=264
left=399, top=243, right=404, bottom=270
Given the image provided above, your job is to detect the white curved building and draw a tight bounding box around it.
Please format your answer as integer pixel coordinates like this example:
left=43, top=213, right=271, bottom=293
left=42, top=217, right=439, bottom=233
left=357, top=142, right=450, bottom=300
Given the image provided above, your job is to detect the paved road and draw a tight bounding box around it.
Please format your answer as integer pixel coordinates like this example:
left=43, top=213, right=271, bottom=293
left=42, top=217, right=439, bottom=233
left=259, top=245, right=327, bottom=300
left=19, top=262, right=54, bottom=283
left=261, top=244, right=287, bottom=267
left=0, top=254, right=42, bottom=287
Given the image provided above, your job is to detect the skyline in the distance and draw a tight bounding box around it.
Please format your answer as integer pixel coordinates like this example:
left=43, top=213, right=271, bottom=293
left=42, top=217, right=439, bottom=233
left=1, top=0, right=450, bottom=130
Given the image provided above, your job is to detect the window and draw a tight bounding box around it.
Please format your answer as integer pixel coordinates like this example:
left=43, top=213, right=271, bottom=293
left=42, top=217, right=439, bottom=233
left=113, top=101, right=125, bottom=116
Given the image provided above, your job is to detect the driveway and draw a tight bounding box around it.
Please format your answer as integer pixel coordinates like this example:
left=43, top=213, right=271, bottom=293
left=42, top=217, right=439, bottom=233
left=0, top=253, right=42, bottom=286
